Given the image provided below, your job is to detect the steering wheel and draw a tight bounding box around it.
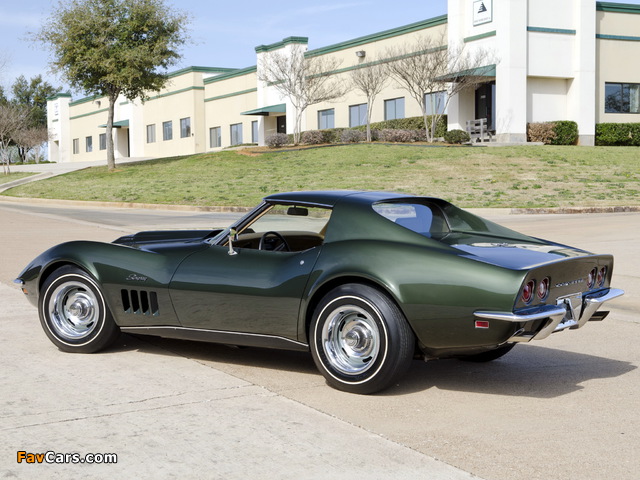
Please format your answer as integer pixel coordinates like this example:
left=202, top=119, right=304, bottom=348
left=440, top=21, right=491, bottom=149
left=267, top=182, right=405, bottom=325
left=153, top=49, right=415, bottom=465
left=258, top=231, right=291, bottom=252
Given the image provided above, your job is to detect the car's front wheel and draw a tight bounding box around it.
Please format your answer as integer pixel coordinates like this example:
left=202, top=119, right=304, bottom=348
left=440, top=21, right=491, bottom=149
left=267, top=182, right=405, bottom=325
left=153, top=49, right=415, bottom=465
left=310, top=284, right=415, bottom=394
left=39, top=266, right=120, bottom=353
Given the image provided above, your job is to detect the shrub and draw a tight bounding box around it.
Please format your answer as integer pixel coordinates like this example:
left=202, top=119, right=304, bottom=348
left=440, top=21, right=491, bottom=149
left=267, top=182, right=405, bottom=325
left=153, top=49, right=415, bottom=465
left=297, top=115, right=447, bottom=145
left=551, top=121, right=579, bottom=145
left=527, top=121, right=578, bottom=145
left=354, top=115, right=447, bottom=140
left=378, top=129, right=417, bottom=143
left=265, top=133, right=289, bottom=148
left=444, top=129, right=470, bottom=144
left=595, top=123, right=640, bottom=146
left=301, top=130, right=324, bottom=145
left=527, top=122, right=556, bottom=144
left=340, top=129, right=365, bottom=143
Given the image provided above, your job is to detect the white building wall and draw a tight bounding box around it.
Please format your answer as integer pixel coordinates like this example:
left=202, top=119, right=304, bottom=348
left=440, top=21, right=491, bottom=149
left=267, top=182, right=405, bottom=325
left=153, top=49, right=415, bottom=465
left=527, top=78, right=569, bottom=122
left=494, top=0, right=528, bottom=142
left=47, top=94, right=71, bottom=163
left=567, top=0, right=596, bottom=145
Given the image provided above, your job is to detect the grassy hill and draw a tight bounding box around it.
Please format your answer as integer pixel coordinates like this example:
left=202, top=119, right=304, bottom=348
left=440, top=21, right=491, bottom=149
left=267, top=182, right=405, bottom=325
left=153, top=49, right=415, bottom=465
left=2, top=144, right=639, bottom=208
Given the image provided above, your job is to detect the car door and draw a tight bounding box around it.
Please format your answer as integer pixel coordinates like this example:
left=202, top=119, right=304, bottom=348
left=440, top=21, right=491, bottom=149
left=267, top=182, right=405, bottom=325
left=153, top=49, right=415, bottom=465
left=168, top=242, right=321, bottom=341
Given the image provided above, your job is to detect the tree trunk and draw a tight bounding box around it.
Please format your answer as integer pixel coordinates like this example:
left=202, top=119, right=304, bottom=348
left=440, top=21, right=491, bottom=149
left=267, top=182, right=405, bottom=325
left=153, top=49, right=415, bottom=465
left=106, top=92, right=118, bottom=171
left=366, top=99, right=374, bottom=142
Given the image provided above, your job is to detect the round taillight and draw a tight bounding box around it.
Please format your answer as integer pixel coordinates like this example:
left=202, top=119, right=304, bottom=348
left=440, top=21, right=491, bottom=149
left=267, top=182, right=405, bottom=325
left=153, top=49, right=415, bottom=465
left=597, top=266, right=607, bottom=287
left=537, top=277, right=550, bottom=300
left=587, top=268, right=597, bottom=289
left=522, top=280, right=535, bottom=304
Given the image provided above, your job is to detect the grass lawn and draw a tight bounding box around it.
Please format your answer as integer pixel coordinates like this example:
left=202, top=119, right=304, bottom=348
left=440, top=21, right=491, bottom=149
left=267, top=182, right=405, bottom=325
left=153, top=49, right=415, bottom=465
left=0, top=172, right=37, bottom=185
left=2, top=144, right=639, bottom=208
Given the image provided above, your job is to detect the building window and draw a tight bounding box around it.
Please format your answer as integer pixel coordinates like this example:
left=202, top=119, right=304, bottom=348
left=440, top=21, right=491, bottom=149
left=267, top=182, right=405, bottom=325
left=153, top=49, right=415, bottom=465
left=180, top=117, right=191, bottom=138
left=252, top=120, right=258, bottom=143
left=318, top=108, right=335, bottom=129
left=349, top=104, right=368, bottom=127
left=424, top=91, right=447, bottom=115
left=384, top=97, right=405, bottom=120
left=147, top=124, right=156, bottom=143
left=85, top=136, right=93, bottom=153
left=163, top=121, right=173, bottom=141
left=210, top=127, right=221, bottom=148
left=230, top=123, right=243, bottom=145
left=72, top=138, right=79, bottom=154
left=99, top=133, right=106, bottom=150
left=605, top=82, right=640, bottom=114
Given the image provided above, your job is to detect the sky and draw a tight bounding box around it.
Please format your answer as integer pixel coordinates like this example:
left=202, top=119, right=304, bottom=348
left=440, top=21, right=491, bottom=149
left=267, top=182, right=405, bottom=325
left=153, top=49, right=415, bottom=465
left=0, top=0, right=449, bottom=96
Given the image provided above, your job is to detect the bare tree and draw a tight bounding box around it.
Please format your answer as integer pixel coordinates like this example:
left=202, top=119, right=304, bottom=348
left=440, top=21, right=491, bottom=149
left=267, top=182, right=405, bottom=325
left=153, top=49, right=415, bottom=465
left=12, top=125, right=50, bottom=163
left=0, top=104, right=30, bottom=174
left=258, top=45, right=346, bottom=144
left=349, top=58, right=389, bottom=142
left=387, top=33, right=496, bottom=142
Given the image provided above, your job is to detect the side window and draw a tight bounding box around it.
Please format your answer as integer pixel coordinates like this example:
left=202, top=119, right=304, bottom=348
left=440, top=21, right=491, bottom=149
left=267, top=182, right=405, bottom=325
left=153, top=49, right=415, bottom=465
left=235, top=205, right=332, bottom=252
left=373, top=202, right=449, bottom=237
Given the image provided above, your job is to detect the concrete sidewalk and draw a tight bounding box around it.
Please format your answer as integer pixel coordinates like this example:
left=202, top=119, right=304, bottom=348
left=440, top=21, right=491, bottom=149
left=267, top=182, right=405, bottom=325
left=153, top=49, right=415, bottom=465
left=0, top=282, right=480, bottom=480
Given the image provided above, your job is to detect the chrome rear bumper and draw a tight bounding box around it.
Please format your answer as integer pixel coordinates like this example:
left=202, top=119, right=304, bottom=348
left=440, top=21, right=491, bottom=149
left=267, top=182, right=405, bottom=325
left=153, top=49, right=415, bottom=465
left=474, top=288, right=624, bottom=343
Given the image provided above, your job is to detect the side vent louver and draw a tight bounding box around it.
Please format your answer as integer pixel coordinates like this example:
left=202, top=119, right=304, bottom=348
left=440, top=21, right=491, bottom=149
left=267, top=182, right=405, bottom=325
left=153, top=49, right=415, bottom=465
left=121, top=289, right=159, bottom=316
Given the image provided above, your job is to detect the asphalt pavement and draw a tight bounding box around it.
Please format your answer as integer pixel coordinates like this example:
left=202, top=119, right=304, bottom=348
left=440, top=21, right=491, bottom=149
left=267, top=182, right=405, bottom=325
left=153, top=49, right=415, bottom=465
left=0, top=167, right=638, bottom=480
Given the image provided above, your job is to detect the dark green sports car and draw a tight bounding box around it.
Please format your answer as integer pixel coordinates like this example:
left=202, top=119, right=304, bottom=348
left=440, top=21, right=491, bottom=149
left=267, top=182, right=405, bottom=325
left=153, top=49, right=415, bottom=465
left=15, top=191, right=624, bottom=394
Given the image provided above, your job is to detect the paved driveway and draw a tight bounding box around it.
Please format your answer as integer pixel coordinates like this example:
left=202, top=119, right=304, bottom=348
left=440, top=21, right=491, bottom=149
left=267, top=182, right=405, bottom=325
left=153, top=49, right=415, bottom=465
left=1, top=201, right=638, bottom=480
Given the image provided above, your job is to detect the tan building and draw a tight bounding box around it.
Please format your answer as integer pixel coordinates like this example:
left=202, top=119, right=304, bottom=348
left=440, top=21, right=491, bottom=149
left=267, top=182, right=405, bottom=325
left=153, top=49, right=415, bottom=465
left=48, top=0, right=640, bottom=163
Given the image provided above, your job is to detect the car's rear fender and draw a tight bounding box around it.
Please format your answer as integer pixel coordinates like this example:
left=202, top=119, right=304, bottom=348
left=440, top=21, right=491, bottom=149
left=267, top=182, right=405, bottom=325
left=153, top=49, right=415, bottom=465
left=300, top=240, right=524, bottom=349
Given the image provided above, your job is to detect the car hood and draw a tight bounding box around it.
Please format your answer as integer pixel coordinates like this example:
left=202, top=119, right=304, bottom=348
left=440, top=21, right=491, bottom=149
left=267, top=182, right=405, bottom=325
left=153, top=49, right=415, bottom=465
left=438, top=232, right=591, bottom=270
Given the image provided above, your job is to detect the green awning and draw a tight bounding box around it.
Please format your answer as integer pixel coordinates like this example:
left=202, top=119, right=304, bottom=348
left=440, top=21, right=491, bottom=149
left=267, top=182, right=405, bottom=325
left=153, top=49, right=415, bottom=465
left=99, top=120, right=130, bottom=128
left=436, top=64, right=496, bottom=82
left=241, top=104, right=286, bottom=116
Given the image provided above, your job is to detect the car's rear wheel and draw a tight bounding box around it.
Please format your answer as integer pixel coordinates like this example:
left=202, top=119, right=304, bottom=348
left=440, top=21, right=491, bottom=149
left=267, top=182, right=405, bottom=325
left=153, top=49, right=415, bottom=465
left=310, top=284, right=415, bottom=394
left=459, top=343, right=516, bottom=362
left=39, top=266, right=120, bottom=353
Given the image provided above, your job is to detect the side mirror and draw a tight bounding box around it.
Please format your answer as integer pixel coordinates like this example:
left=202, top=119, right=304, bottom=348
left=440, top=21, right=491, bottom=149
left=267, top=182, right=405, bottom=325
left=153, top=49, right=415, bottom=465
left=287, top=206, right=308, bottom=217
left=228, top=228, right=238, bottom=256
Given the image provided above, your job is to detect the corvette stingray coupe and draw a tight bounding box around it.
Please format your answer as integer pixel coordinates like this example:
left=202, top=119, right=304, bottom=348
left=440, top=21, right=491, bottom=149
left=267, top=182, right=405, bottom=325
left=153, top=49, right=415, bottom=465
left=16, top=191, right=623, bottom=394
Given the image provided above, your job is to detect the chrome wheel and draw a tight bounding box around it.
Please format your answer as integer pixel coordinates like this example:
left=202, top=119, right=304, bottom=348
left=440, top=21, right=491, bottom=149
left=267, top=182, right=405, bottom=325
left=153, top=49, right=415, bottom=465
left=39, top=266, right=120, bottom=353
left=310, top=284, right=415, bottom=394
left=321, top=305, right=380, bottom=375
left=48, top=281, right=100, bottom=340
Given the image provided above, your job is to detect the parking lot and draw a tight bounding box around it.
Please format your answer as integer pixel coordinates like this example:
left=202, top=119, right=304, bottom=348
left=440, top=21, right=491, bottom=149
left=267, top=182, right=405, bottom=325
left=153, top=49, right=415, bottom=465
left=0, top=200, right=638, bottom=480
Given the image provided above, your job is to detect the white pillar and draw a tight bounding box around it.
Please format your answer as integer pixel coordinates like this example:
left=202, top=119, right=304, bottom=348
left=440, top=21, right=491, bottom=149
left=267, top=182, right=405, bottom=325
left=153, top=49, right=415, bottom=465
left=494, top=0, right=528, bottom=143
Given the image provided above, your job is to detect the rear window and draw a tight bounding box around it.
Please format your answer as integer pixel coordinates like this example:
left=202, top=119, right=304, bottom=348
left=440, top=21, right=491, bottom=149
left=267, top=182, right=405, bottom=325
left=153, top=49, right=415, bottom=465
left=373, top=202, right=449, bottom=237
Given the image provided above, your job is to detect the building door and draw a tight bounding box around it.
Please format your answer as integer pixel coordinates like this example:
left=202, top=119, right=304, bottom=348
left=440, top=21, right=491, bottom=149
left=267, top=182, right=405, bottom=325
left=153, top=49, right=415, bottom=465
left=277, top=116, right=286, bottom=134
left=475, top=82, right=495, bottom=131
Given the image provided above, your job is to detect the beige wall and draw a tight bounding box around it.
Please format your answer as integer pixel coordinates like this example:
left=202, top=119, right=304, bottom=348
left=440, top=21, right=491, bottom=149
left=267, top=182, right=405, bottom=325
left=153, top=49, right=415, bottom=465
left=50, top=3, right=640, bottom=162
left=204, top=70, right=258, bottom=150
left=68, top=97, right=109, bottom=162
left=596, top=10, right=640, bottom=123
left=303, top=22, right=448, bottom=131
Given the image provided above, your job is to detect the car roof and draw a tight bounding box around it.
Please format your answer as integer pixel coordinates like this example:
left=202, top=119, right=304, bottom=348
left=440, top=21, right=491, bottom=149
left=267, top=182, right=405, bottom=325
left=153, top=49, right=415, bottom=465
left=264, top=190, right=417, bottom=207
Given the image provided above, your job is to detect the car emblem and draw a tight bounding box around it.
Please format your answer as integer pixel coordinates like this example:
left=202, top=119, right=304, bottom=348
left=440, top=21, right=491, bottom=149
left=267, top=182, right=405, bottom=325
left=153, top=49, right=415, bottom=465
left=555, top=278, right=584, bottom=288
left=126, top=273, right=148, bottom=282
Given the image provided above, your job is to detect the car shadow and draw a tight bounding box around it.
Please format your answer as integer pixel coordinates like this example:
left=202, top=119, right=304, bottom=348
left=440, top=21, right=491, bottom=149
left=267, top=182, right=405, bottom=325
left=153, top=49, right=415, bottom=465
left=385, top=344, right=637, bottom=398
left=109, top=332, right=318, bottom=376
left=107, top=334, right=636, bottom=399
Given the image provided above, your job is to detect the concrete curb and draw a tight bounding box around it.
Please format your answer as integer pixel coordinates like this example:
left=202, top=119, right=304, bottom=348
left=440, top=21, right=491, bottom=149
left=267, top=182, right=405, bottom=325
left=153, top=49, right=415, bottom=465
left=511, top=205, right=640, bottom=214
